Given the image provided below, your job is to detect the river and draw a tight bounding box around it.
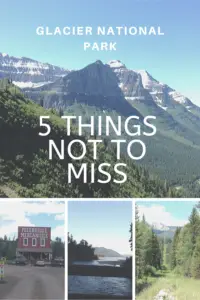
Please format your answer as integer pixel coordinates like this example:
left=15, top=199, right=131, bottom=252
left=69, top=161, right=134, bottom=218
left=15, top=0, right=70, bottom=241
left=68, top=257, right=132, bottom=298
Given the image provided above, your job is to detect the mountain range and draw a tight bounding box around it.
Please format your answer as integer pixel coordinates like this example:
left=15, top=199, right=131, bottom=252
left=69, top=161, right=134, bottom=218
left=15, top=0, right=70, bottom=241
left=0, top=52, right=197, bottom=110
left=152, top=222, right=179, bottom=239
left=1, top=52, right=200, bottom=196
left=0, top=77, right=177, bottom=198
left=0, top=52, right=69, bottom=88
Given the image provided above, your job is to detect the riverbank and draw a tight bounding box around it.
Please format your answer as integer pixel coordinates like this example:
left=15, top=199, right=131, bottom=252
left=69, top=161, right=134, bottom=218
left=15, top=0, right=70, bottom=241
left=136, top=273, right=200, bottom=300
left=68, top=264, right=132, bottom=278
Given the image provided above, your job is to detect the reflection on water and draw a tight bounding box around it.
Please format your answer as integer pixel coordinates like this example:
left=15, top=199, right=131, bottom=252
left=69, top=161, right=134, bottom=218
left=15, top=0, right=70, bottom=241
left=69, top=257, right=132, bottom=297
left=72, top=257, right=127, bottom=267
left=68, top=275, right=132, bottom=297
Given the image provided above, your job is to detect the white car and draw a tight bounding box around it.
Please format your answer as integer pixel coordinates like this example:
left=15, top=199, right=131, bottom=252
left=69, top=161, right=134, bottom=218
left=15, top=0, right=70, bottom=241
left=35, top=260, right=45, bottom=267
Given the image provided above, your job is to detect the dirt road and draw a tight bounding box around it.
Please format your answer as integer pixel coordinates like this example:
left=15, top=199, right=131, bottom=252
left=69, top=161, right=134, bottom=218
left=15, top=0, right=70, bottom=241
left=0, top=265, right=64, bottom=300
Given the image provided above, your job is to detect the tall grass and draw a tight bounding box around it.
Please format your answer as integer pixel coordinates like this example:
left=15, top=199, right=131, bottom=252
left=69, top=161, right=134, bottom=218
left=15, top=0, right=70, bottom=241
left=136, top=274, right=200, bottom=300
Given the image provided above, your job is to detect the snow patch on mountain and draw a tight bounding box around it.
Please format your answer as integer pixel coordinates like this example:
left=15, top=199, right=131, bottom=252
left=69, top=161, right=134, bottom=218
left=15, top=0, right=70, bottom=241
left=108, top=60, right=126, bottom=69
left=125, top=96, right=145, bottom=101
left=157, top=104, right=168, bottom=111
left=135, top=69, right=195, bottom=108
left=0, top=52, right=69, bottom=84
left=152, top=222, right=170, bottom=231
left=169, top=90, right=192, bottom=106
left=2, top=53, right=8, bottom=57
left=136, top=70, right=160, bottom=89
left=13, top=81, right=52, bottom=89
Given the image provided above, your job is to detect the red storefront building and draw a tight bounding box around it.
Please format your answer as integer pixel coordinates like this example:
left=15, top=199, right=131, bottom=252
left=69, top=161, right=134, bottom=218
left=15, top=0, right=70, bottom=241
left=16, top=226, right=52, bottom=261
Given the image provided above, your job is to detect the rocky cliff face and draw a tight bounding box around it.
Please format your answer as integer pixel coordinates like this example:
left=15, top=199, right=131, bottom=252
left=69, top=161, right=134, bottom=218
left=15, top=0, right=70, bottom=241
left=136, top=69, right=195, bottom=109
left=108, top=60, right=198, bottom=111
left=34, top=60, right=141, bottom=117
left=0, top=52, right=69, bottom=88
left=107, top=60, right=152, bottom=102
left=50, top=60, right=123, bottom=97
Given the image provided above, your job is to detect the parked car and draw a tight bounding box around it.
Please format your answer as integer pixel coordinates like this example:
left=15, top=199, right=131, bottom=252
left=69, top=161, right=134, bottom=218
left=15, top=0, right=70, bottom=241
left=15, top=256, right=27, bottom=265
left=35, top=260, right=45, bottom=267
left=51, top=258, right=64, bottom=267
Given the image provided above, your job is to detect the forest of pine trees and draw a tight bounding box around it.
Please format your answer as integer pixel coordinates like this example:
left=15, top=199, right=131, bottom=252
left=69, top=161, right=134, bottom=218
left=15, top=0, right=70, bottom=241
left=136, top=203, right=200, bottom=295
left=171, top=206, right=200, bottom=278
left=136, top=205, right=163, bottom=293
left=0, top=80, right=182, bottom=198
left=68, top=233, right=97, bottom=263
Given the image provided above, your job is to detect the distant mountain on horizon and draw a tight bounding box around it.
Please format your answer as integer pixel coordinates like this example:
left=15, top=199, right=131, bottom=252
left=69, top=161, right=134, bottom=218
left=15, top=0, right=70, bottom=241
left=94, top=247, right=122, bottom=257
left=151, top=222, right=180, bottom=239
left=0, top=52, right=197, bottom=106
left=0, top=52, right=69, bottom=88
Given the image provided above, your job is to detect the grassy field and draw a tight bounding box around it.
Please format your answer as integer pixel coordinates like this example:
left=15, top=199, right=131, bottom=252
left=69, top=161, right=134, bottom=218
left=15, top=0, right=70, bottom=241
left=136, top=273, right=200, bottom=300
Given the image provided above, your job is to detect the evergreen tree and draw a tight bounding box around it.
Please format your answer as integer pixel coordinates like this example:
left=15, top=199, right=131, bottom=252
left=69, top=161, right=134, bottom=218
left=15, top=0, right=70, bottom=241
left=129, top=223, right=132, bottom=251
left=135, top=205, right=144, bottom=279
left=189, top=207, right=200, bottom=249
left=191, top=237, right=200, bottom=278
left=171, top=227, right=181, bottom=270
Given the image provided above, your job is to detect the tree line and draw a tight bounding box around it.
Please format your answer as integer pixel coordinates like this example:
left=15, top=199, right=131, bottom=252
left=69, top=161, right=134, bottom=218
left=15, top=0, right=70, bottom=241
left=68, top=233, right=97, bottom=263
left=0, top=235, right=64, bottom=260
left=0, top=81, right=181, bottom=198
left=68, top=222, right=132, bottom=266
left=136, top=207, right=162, bottom=286
left=171, top=204, right=200, bottom=278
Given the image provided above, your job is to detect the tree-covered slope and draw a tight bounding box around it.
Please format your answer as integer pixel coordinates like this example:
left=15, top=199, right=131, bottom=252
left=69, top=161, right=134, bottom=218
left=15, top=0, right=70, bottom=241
left=0, top=85, right=178, bottom=198
left=62, top=102, right=200, bottom=192
left=26, top=60, right=200, bottom=189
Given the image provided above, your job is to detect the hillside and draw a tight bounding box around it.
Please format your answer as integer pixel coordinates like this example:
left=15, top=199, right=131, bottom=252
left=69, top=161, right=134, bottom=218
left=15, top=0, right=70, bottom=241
left=22, top=60, right=200, bottom=192
left=0, top=80, right=177, bottom=198
left=1, top=54, right=200, bottom=195
left=94, top=247, right=122, bottom=257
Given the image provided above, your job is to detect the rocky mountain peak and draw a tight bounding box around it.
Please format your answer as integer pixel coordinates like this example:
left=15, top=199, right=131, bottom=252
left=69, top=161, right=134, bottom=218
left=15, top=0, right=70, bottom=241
left=1, top=53, right=9, bottom=58
left=95, top=60, right=104, bottom=65
left=152, top=222, right=170, bottom=231
left=136, top=70, right=160, bottom=89
left=107, top=60, right=126, bottom=69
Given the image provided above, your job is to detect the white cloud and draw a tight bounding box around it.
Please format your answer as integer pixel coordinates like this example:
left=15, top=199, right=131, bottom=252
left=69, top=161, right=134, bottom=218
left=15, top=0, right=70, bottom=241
left=0, top=201, right=65, bottom=239
left=55, top=213, right=65, bottom=221
left=51, top=225, right=65, bottom=241
left=0, top=217, right=34, bottom=239
left=137, top=204, right=188, bottom=227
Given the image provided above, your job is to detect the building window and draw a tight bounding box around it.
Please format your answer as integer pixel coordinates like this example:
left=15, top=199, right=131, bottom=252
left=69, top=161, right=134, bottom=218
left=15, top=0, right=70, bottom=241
left=23, top=238, right=28, bottom=246
left=40, top=238, right=45, bottom=247
left=32, top=238, right=36, bottom=246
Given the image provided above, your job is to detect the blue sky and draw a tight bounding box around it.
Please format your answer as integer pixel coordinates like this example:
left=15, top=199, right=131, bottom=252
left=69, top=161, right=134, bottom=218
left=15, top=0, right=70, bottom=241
left=137, top=201, right=199, bottom=226
left=0, top=201, right=65, bottom=240
left=68, top=201, right=132, bottom=255
left=0, top=0, right=199, bottom=104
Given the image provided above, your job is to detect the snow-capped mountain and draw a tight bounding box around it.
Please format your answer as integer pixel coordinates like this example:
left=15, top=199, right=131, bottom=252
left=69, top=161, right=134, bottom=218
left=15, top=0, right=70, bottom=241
left=152, top=222, right=170, bottom=231
left=107, top=60, right=153, bottom=102
left=33, top=60, right=140, bottom=117
left=152, top=222, right=179, bottom=239
left=108, top=60, right=196, bottom=110
left=108, top=60, right=126, bottom=69
left=0, top=53, right=197, bottom=111
left=0, top=52, right=69, bottom=88
left=137, top=69, right=194, bottom=108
